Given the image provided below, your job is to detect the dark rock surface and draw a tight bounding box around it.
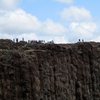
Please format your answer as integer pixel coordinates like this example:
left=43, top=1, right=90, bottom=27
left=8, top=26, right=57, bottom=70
left=0, top=39, right=100, bottom=100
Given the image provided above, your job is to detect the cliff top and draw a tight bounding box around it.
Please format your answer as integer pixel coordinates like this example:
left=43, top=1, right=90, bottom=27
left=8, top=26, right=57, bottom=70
left=0, top=39, right=99, bottom=52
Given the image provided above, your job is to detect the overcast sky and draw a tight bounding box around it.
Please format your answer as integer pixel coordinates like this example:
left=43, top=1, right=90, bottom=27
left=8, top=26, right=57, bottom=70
left=0, top=0, right=100, bottom=43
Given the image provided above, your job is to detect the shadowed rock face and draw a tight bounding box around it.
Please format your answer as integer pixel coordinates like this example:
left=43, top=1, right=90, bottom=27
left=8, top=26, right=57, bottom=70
left=0, top=39, right=100, bottom=100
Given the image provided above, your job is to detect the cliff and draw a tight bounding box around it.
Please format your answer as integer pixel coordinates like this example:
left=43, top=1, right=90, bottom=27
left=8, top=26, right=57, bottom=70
left=0, top=39, right=100, bottom=100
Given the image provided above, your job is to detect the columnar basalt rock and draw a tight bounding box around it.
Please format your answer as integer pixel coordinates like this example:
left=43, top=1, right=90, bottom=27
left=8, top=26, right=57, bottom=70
left=0, top=40, right=100, bottom=100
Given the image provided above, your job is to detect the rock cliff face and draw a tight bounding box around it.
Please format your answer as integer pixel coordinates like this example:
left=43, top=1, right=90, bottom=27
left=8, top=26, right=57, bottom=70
left=0, top=39, right=100, bottom=100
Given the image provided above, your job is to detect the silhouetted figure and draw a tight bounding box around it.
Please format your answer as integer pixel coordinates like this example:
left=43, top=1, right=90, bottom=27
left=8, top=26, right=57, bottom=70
left=13, top=39, right=15, bottom=42
left=38, top=40, right=45, bottom=44
left=78, top=39, right=81, bottom=42
left=47, top=40, right=54, bottom=44
left=16, top=38, right=18, bottom=43
left=28, top=40, right=30, bottom=43
left=82, top=39, right=84, bottom=42
left=22, top=38, right=24, bottom=41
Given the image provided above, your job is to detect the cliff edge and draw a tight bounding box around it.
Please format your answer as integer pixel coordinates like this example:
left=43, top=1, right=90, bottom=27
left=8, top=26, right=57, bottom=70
left=0, top=39, right=100, bottom=100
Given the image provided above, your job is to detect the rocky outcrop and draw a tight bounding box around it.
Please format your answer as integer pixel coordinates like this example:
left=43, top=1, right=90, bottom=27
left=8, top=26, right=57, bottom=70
left=0, top=40, right=100, bottom=100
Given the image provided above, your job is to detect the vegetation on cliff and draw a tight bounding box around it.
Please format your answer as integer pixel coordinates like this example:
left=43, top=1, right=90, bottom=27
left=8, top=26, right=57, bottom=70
left=0, top=39, right=100, bottom=100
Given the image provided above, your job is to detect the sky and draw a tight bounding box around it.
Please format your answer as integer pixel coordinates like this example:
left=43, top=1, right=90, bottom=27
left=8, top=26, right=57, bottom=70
left=0, top=0, right=100, bottom=43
